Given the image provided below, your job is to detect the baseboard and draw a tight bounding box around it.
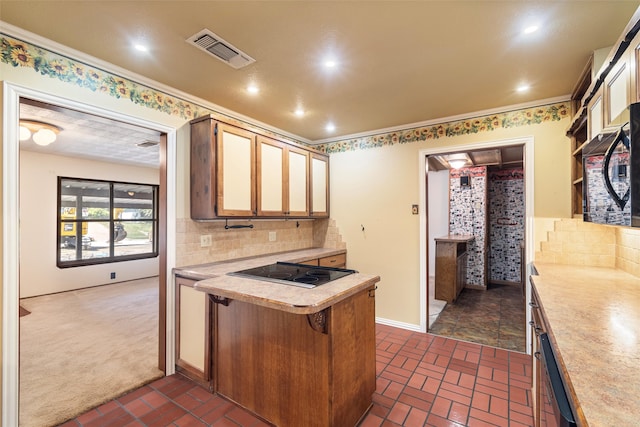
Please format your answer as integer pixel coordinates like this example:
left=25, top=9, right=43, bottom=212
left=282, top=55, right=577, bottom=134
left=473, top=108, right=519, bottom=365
left=375, top=317, right=422, bottom=332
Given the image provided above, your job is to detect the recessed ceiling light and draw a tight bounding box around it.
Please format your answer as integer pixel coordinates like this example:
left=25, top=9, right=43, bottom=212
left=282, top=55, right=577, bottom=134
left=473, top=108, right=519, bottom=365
left=516, top=84, right=530, bottom=92
left=247, top=85, right=259, bottom=94
left=523, top=25, right=539, bottom=35
left=326, top=122, right=335, bottom=132
left=295, top=108, right=305, bottom=117
left=324, top=59, right=337, bottom=68
left=134, top=43, right=148, bottom=52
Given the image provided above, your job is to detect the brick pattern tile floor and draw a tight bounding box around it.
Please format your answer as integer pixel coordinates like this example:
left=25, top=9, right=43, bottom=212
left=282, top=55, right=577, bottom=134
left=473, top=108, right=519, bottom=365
left=58, top=324, right=533, bottom=427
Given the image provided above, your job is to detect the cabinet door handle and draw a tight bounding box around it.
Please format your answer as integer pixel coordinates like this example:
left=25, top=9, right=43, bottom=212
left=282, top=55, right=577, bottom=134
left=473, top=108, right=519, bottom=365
left=529, top=301, right=538, bottom=308
left=534, top=351, right=541, bottom=360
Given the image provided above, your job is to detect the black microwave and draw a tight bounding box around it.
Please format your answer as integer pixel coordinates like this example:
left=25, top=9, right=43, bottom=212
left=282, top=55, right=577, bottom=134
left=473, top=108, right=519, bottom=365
left=583, top=102, right=640, bottom=227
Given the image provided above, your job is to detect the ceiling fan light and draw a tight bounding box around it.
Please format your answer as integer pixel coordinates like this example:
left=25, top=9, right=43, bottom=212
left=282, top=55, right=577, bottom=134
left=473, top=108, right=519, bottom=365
left=19, top=126, right=31, bottom=141
left=32, top=128, right=57, bottom=146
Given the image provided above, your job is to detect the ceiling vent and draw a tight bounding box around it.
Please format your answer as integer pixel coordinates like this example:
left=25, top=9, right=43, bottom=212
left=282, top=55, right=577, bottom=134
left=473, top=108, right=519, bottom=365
left=187, top=29, right=255, bottom=69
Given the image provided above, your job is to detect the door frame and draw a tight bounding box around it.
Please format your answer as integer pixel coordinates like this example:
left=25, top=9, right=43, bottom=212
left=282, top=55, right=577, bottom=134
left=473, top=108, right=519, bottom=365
left=2, top=82, right=178, bottom=426
left=418, top=136, right=534, bottom=351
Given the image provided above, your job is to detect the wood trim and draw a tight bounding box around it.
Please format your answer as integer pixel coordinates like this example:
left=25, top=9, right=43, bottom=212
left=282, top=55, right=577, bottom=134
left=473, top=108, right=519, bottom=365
left=286, top=144, right=311, bottom=217
left=175, top=276, right=212, bottom=384
left=159, top=133, right=167, bottom=372
left=256, top=135, right=286, bottom=216
left=309, top=153, right=330, bottom=217
left=190, top=118, right=217, bottom=220
left=216, top=123, right=257, bottom=216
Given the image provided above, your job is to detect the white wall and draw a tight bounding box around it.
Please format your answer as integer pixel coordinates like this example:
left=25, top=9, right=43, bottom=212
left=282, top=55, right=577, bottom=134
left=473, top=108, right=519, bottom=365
left=427, top=169, right=449, bottom=277
left=19, top=150, right=160, bottom=297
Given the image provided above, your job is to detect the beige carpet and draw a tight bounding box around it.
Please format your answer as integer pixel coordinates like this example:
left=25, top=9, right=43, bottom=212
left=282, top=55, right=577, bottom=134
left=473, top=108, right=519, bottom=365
left=19, top=277, right=164, bottom=427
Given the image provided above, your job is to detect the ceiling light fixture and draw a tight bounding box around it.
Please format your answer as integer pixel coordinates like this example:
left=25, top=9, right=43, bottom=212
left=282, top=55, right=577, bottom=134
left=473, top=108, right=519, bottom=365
left=134, top=43, right=148, bottom=52
left=247, top=84, right=259, bottom=94
left=448, top=159, right=467, bottom=169
left=516, top=84, right=530, bottom=92
left=444, top=152, right=472, bottom=169
left=326, top=122, right=336, bottom=132
left=19, top=120, right=61, bottom=146
left=295, top=108, right=305, bottom=117
left=523, top=25, right=539, bottom=34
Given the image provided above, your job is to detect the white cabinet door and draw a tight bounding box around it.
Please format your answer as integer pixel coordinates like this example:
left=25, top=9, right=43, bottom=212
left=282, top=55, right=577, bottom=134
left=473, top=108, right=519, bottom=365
left=257, top=136, right=285, bottom=216
left=606, top=59, right=630, bottom=126
left=287, top=146, right=309, bottom=216
left=588, top=90, right=603, bottom=141
left=216, top=123, right=256, bottom=216
left=310, top=154, right=329, bottom=217
left=175, top=276, right=211, bottom=382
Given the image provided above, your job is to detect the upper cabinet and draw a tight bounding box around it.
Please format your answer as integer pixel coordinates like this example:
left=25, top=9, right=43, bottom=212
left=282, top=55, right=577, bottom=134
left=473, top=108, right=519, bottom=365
left=310, top=153, right=329, bottom=217
left=217, top=123, right=256, bottom=217
left=191, top=116, right=328, bottom=219
left=256, top=136, right=310, bottom=217
left=604, top=54, right=631, bottom=127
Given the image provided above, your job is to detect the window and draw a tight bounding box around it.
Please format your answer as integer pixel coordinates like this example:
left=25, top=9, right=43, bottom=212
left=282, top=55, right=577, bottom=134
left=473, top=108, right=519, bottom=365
left=57, top=177, right=159, bottom=267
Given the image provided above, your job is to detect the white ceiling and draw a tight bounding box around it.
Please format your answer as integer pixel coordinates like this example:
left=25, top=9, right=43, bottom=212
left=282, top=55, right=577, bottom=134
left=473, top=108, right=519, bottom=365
left=19, top=100, right=161, bottom=168
left=5, top=2, right=640, bottom=166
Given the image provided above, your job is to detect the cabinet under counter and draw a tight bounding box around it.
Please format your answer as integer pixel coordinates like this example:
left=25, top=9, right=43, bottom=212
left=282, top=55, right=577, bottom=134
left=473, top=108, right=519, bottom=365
left=434, top=234, right=474, bottom=303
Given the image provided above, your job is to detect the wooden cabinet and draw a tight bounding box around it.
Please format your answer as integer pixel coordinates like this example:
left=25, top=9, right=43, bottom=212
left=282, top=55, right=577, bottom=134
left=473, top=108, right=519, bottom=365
left=604, top=56, right=631, bottom=126
left=216, top=123, right=256, bottom=216
left=256, top=136, right=310, bottom=217
left=190, top=116, right=328, bottom=219
left=434, top=235, right=474, bottom=303
left=175, top=276, right=213, bottom=388
left=310, top=153, right=329, bottom=217
left=214, top=285, right=376, bottom=427
left=297, top=253, right=347, bottom=268
left=587, top=87, right=604, bottom=141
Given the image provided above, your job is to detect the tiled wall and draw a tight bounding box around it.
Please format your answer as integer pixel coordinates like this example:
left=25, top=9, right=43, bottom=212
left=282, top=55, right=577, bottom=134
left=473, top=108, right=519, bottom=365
left=449, top=166, right=486, bottom=287
left=488, top=168, right=525, bottom=284
left=535, top=219, right=616, bottom=267
left=175, top=218, right=345, bottom=267
left=615, top=227, right=640, bottom=277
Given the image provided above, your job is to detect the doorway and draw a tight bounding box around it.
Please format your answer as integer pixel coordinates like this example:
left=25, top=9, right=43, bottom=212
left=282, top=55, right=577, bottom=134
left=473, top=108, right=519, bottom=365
left=2, top=83, right=177, bottom=426
left=418, top=137, right=534, bottom=352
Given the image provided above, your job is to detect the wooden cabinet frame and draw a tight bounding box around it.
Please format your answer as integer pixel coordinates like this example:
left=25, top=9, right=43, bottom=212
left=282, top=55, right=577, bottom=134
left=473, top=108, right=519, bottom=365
left=190, top=116, right=328, bottom=219
left=215, top=123, right=257, bottom=217
left=310, top=153, right=330, bottom=217
left=175, top=276, right=214, bottom=389
left=256, top=136, right=310, bottom=217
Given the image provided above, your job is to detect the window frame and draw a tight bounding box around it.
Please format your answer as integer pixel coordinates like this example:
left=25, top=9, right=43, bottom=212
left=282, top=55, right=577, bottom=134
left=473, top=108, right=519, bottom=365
left=56, top=176, right=159, bottom=268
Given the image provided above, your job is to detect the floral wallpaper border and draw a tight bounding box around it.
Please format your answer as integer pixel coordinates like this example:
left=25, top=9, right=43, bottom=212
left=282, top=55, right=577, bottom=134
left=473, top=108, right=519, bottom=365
left=2, top=32, right=570, bottom=155
left=315, top=102, right=570, bottom=154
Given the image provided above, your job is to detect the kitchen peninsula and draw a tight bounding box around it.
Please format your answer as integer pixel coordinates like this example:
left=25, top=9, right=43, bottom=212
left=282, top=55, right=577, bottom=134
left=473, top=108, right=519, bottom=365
left=174, top=249, right=380, bottom=427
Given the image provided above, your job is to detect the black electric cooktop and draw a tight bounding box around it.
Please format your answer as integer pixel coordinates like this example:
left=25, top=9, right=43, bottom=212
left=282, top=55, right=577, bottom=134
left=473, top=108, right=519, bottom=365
left=228, top=262, right=357, bottom=289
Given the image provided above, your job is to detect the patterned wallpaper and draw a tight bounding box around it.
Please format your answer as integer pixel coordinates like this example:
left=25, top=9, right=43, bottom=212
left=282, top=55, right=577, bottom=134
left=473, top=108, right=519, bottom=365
left=2, top=32, right=570, bottom=155
left=488, top=168, right=525, bottom=284
left=449, top=166, right=487, bottom=288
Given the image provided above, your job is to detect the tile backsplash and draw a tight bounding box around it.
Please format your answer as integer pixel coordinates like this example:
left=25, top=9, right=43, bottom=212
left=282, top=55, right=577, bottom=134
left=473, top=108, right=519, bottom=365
left=535, top=218, right=640, bottom=278
left=175, top=218, right=346, bottom=267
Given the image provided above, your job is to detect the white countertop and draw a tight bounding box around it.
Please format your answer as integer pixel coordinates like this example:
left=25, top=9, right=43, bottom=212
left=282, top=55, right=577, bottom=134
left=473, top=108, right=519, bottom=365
left=174, top=248, right=380, bottom=314
left=531, top=262, right=640, bottom=427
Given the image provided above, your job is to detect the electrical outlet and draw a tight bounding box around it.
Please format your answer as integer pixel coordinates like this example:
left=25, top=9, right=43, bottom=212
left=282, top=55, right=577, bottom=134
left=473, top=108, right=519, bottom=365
left=269, top=231, right=276, bottom=242
left=412, top=204, right=419, bottom=215
left=200, top=234, right=212, bottom=247
left=110, top=272, right=116, bottom=280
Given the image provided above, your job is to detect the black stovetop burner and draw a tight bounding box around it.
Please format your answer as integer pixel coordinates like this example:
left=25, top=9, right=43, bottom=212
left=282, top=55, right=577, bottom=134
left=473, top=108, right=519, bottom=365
left=228, top=261, right=357, bottom=289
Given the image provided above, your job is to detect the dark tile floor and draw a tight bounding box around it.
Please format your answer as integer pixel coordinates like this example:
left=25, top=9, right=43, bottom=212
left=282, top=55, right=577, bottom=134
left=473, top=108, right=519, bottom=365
left=429, top=284, right=526, bottom=353
left=59, top=323, right=533, bottom=427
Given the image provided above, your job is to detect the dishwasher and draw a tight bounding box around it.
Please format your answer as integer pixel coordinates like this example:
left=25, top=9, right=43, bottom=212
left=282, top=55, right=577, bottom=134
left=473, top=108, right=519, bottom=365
left=538, top=333, right=578, bottom=427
